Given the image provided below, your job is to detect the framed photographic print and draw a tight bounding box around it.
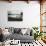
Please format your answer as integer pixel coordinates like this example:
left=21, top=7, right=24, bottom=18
left=8, top=10, right=23, bottom=21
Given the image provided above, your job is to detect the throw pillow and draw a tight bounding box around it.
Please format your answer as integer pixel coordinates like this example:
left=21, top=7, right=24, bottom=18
left=14, top=28, right=21, bottom=33
left=8, top=27, right=14, bottom=34
left=21, top=28, right=27, bottom=35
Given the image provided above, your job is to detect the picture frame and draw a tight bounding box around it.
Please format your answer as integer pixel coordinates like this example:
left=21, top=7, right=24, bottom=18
left=8, top=10, right=23, bottom=21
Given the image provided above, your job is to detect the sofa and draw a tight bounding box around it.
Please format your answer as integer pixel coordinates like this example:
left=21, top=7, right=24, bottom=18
left=3, top=27, right=34, bottom=43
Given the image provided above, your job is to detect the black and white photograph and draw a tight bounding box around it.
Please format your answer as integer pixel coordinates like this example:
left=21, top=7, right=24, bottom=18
left=8, top=11, right=23, bottom=21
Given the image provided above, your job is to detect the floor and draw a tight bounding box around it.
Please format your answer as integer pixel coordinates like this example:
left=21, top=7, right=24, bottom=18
left=0, top=40, right=46, bottom=46
left=21, top=40, right=46, bottom=46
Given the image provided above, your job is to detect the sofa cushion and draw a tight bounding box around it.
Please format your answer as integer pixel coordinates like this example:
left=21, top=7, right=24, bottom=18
left=14, top=28, right=21, bottom=33
left=8, top=27, right=14, bottom=34
left=21, top=28, right=27, bottom=35
left=8, top=33, right=34, bottom=43
left=24, top=28, right=31, bottom=35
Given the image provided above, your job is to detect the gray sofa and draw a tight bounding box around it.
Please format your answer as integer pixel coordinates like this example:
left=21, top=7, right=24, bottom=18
left=3, top=27, right=34, bottom=43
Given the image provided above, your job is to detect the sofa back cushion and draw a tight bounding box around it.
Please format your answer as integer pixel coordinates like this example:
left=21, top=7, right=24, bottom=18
left=21, top=28, right=27, bottom=35
left=8, top=27, right=14, bottom=34
left=14, top=28, right=21, bottom=33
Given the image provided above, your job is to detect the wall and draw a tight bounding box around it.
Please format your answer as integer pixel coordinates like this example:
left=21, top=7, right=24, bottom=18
left=0, top=1, right=40, bottom=28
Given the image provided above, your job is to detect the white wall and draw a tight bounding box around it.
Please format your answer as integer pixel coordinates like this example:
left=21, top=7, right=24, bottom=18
left=0, top=1, right=40, bottom=28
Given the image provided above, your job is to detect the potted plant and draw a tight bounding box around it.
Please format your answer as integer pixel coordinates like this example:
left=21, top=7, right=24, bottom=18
left=32, top=27, right=39, bottom=40
left=32, top=27, right=42, bottom=40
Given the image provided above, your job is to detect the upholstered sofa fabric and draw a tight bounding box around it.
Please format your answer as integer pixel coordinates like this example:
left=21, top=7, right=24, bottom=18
left=7, top=33, right=34, bottom=43
left=14, top=28, right=21, bottom=33
left=2, top=27, right=34, bottom=43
